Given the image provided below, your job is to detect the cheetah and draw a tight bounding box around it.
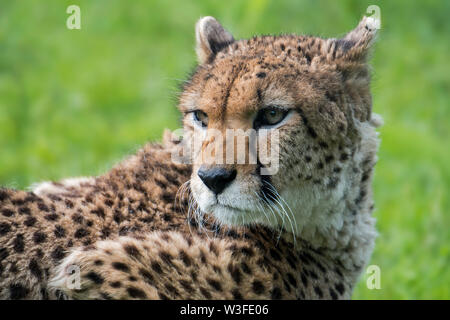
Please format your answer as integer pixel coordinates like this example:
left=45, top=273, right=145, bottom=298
left=0, top=15, right=381, bottom=299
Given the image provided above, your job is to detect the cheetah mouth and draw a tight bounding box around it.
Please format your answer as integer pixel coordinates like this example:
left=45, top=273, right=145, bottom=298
left=215, top=203, right=248, bottom=213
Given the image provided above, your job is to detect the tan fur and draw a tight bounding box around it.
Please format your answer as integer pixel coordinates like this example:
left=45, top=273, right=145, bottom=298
left=0, top=15, right=380, bottom=299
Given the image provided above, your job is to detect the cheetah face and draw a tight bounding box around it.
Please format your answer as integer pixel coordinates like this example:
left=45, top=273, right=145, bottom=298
left=178, top=16, right=379, bottom=233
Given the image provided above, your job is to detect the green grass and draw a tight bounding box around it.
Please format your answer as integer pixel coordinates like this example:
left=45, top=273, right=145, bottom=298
left=0, top=0, right=448, bottom=299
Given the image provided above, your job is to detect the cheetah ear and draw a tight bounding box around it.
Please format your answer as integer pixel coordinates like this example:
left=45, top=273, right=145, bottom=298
left=333, top=15, right=380, bottom=62
left=195, top=16, right=235, bottom=64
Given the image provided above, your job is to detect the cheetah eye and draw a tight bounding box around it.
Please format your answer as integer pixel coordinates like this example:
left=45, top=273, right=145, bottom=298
left=193, top=110, right=208, bottom=128
left=254, top=106, right=290, bottom=129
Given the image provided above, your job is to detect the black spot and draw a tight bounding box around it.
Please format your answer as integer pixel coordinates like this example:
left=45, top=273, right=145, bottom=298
left=252, top=280, right=265, bottom=294
left=38, top=203, right=49, bottom=212
left=304, top=53, right=312, bottom=64
left=86, top=271, right=104, bottom=284
left=24, top=217, right=37, bottom=227
left=241, top=262, right=251, bottom=274
left=165, top=283, right=179, bottom=295
left=179, top=250, right=192, bottom=267
left=101, top=227, right=110, bottom=239
left=280, top=44, right=285, bottom=51
left=179, top=280, right=194, bottom=293
left=335, top=283, right=345, bottom=295
left=286, top=255, right=297, bottom=269
left=287, top=273, right=297, bottom=287
left=2, top=209, right=14, bottom=217
left=335, top=267, right=343, bottom=277
left=11, top=198, right=25, bottom=206
left=40, top=288, right=49, bottom=300
left=35, top=249, right=44, bottom=258
left=72, top=214, right=83, bottom=224
left=200, top=287, right=212, bottom=299
left=127, top=287, right=147, bottom=299
left=361, top=172, right=370, bottom=182
left=65, top=200, right=74, bottom=209
left=0, top=190, right=8, bottom=201
left=319, top=141, right=328, bottom=149
left=151, top=261, right=162, bottom=274
left=74, top=228, right=89, bottom=238
left=325, top=155, right=334, bottom=163
left=91, top=208, right=105, bottom=219
left=9, top=284, right=29, bottom=299
left=0, top=247, right=9, bottom=260
left=340, top=153, right=349, bottom=161
left=54, top=289, right=67, bottom=300
left=240, top=246, right=254, bottom=257
left=124, top=244, right=140, bottom=258
left=110, top=281, right=121, bottom=288
left=301, top=273, right=308, bottom=286
left=315, top=261, right=327, bottom=273
left=329, top=288, right=338, bottom=300
left=207, top=278, right=222, bottom=291
left=325, top=91, right=337, bottom=102
left=101, top=292, right=113, bottom=300
left=231, top=288, right=243, bottom=299
left=13, top=234, right=25, bottom=253
left=9, top=262, right=18, bottom=273
left=269, top=248, right=281, bottom=261
left=228, top=264, right=241, bottom=285
left=0, top=222, right=11, bottom=236
left=159, top=293, right=169, bottom=300
left=271, top=287, right=282, bottom=299
left=256, top=72, right=267, bottom=78
left=93, top=260, right=103, bottom=266
left=54, top=225, right=66, bottom=238
left=159, top=251, right=174, bottom=267
left=51, top=246, right=66, bottom=261
left=45, top=213, right=59, bottom=221
left=112, top=262, right=129, bottom=272
left=29, top=259, right=42, bottom=280
left=314, top=286, right=323, bottom=298
left=298, top=108, right=317, bottom=138
left=139, top=269, right=154, bottom=284
left=200, top=250, right=207, bottom=264
left=305, top=155, right=312, bottom=163
left=33, top=232, right=46, bottom=244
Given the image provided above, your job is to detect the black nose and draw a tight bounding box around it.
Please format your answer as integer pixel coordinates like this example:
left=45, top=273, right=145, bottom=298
left=197, top=166, right=237, bottom=195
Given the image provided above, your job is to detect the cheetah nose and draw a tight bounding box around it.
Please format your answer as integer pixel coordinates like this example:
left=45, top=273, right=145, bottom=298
left=197, top=166, right=237, bottom=195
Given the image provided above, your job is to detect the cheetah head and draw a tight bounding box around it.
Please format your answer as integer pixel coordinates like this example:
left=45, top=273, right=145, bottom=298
left=177, top=16, right=381, bottom=238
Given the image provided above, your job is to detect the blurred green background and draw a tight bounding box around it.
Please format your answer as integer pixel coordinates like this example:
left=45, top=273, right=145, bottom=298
left=0, top=0, right=448, bottom=299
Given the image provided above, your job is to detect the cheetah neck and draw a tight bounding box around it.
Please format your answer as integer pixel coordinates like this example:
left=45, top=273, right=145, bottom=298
left=283, top=119, right=380, bottom=277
